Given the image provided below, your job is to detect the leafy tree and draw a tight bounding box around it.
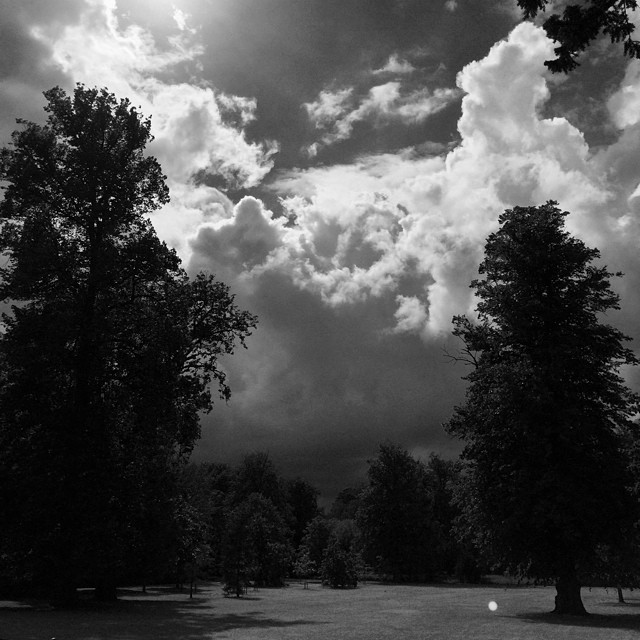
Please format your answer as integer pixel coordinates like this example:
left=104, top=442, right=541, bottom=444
left=230, top=451, right=288, bottom=514
left=286, top=477, right=320, bottom=548
left=517, top=0, right=640, bottom=72
left=292, top=547, right=316, bottom=587
left=0, top=85, right=256, bottom=602
left=446, top=202, right=639, bottom=614
left=128, top=461, right=181, bottom=592
left=172, top=496, right=211, bottom=596
left=222, top=493, right=292, bottom=591
left=357, top=443, right=437, bottom=582
left=196, top=463, right=234, bottom=576
left=587, top=418, right=640, bottom=601
left=426, top=454, right=464, bottom=577
left=301, top=515, right=335, bottom=570
left=448, top=466, right=490, bottom=584
left=328, top=486, right=364, bottom=520
left=170, top=463, right=231, bottom=592
left=320, top=520, right=361, bottom=589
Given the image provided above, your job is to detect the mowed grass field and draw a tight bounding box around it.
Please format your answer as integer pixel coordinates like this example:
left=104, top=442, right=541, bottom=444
left=1, top=581, right=640, bottom=640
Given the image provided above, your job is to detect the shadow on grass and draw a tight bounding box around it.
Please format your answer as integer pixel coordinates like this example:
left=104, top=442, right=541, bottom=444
left=119, top=586, right=264, bottom=602
left=205, top=613, right=323, bottom=634
left=600, top=600, right=640, bottom=609
left=0, top=589, right=323, bottom=640
left=516, top=611, right=640, bottom=631
left=361, top=581, right=531, bottom=590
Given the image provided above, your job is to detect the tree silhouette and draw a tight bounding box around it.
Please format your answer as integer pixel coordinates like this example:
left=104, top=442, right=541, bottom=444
left=518, top=0, right=640, bottom=72
left=358, top=443, right=437, bottom=582
left=446, top=202, right=639, bottom=614
left=0, top=85, right=256, bottom=602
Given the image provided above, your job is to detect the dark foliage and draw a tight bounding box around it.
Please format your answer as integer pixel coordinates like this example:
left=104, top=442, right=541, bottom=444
left=222, top=493, right=293, bottom=591
left=0, top=85, right=256, bottom=602
left=357, top=443, right=438, bottom=582
left=426, top=454, right=466, bottom=577
left=446, top=202, right=639, bottom=614
left=286, top=477, right=320, bottom=548
left=320, top=520, right=360, bottom=588
left=518, top=0, right=640, bottom=72
left=230, top=452, right=289, bottom=514
left=328, top=486, right=364, bottom=521
left=300, top=515, right=336, bottom=569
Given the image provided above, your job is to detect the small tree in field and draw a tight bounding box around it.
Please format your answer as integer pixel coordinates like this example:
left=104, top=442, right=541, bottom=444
left=446, top=202, right=639, bottom=615
left=293, top=547, right=316, bottom=588
left=301, top=516, right=335, bottom=569
left=320, top=521, right=361, bottom=589
left=222, top=493, right=292, bottom=592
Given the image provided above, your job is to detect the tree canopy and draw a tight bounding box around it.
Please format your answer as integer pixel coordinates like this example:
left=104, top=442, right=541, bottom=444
left=518, top=0, right=640, bottom=71
left=446, top=202, right=639, bottom=614
left=357, top=443, right=437, bottom=581
left=0, top=85, right=257, bottom=602
left=222, top=493, right=292, bottom=592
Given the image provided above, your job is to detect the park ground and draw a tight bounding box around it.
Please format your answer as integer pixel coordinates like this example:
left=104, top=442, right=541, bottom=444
left=1, top=581, right=640, bottom=640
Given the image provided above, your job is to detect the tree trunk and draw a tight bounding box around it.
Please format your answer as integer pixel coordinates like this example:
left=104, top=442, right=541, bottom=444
left=94, top=581, right=118, bottom=601
left=617, top=587, right=625, bottom=603
left=51, top=579, right=78, bottom=608
left=553, top=566, right=587, bottom=615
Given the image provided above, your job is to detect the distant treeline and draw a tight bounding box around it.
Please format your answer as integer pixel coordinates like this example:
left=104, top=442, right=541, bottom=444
left=166, top=444, right=483, bottom=596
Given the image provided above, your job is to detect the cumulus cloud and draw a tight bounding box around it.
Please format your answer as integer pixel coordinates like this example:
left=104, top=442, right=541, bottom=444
left=188, top=203, right=464, bottom=493
left=608, top=60, right=640, bottom=129
left=185, top=20, right=640, bottom=494
left=3, top=0, right=278, bottom=262
left=393, top=295, right=429, bottom=333
left=304, top=81, right=460, bottom=153
left=189, top=196, right=287, bottom=289
left=373, top=54, right=416, bottom=75
left=172, top=8, right=193, bottom=33
left=191, top=23, right=640, bottom=344
left=305, top=88, right=354, bottom=126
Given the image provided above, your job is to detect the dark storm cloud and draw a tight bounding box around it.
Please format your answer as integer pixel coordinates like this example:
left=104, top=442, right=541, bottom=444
left=189, top=265, right=466, bottom=500
left=185, top=195, right=465, bottom=499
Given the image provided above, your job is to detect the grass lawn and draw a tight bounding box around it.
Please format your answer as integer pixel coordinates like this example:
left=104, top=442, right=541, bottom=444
left=1, top=581, right=639, bottom=640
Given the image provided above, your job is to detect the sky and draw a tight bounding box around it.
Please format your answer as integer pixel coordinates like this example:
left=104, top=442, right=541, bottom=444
left=1, top=0, right=640, bottom=503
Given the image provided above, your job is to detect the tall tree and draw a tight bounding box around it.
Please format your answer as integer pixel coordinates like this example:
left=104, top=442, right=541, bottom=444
left=320, top=520, right=361, bottom=589
left=0, top=85, right=256, bottom=602
left=328, top=486, right=364, bottom=521
left=230, top=451, right=289, bottom=515
left=286, top=477, right=320, bottom=548
left=301, top=515, right=335, bottom=570
left=426, top=454, right=463, bottom=577
left=357, top=443, right=437, bottom=582
left=446, top=202, right=639, bottom=614
left=517, top=0, right=640, bottom=72
left=222, top=493, right=292, bottom=592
